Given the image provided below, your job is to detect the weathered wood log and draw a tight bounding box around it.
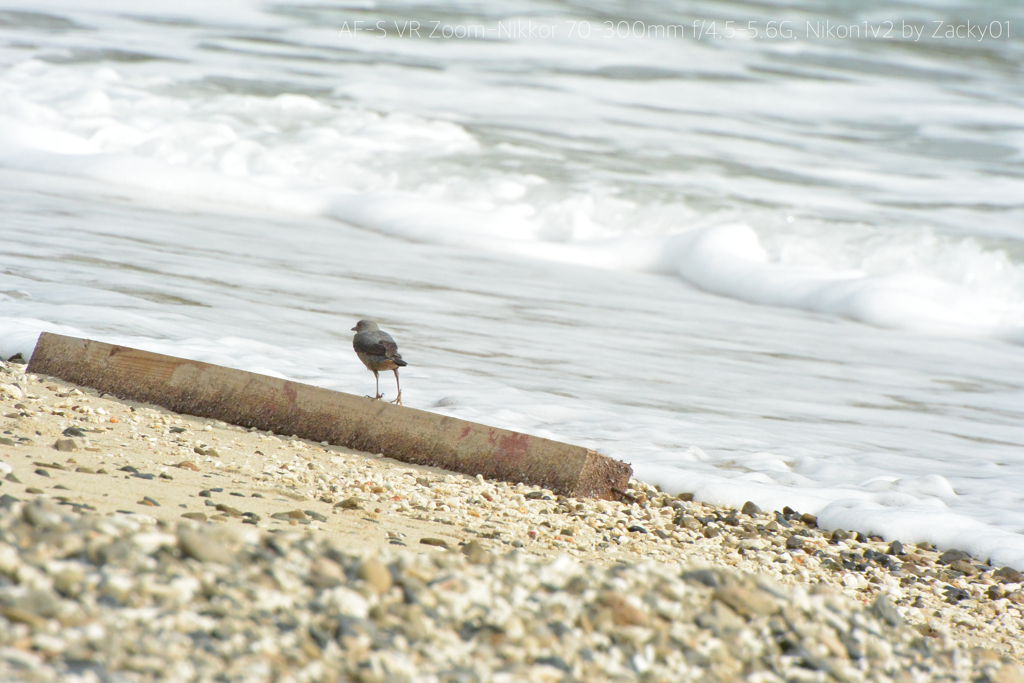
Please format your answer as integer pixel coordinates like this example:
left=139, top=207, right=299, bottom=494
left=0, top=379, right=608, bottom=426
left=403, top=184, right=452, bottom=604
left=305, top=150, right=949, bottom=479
left=27, top=332, right=632, bottom=499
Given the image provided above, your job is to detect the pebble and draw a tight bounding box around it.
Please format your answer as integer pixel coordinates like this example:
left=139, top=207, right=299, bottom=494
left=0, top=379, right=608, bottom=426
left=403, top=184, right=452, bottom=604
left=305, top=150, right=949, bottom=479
left=741, top=500, right=761, bottom=515
left=357, top=558, right=393, bottom=594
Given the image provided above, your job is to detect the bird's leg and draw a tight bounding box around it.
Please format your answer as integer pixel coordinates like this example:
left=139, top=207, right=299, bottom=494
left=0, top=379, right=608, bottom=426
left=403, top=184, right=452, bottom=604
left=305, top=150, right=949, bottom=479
left=373, top=370, right=383, bottom=400
left=391, top=369, right=402, bottom=405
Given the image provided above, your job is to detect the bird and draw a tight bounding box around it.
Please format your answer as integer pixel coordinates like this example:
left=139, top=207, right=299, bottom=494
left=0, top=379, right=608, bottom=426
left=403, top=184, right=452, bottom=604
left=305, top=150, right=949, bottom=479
left=351, top=320, right=407, bottom=405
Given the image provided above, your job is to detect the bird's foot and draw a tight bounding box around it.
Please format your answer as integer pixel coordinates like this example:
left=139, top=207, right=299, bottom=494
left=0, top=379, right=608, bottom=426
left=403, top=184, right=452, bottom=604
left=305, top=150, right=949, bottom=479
left=367, top=393, right=384, bottom=401
left=391, top=392, right=402, bottom=406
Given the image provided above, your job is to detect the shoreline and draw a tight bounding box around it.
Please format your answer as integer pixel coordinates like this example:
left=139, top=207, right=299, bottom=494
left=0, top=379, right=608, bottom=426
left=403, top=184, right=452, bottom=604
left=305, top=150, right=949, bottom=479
left=1, top=358, right=1023, bottom=678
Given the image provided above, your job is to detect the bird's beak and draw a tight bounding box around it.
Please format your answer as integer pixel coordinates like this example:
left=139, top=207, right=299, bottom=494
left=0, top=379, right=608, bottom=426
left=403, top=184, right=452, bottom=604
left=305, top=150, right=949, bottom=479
left=350, top=326, right=357, bottom=331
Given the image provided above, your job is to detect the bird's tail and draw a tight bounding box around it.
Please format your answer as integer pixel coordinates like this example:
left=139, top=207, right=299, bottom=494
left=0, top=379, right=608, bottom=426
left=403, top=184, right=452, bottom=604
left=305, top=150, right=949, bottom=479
left=393, top=357, right=408, bottom=367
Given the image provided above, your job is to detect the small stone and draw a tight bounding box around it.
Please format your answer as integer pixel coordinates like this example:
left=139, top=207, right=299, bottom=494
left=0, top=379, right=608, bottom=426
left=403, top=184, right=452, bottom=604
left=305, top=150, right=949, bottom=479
left=214, top=504, right=243, bottom=518
left=53, top=566, right=85, bottom=598
left=0, top=437, right=15, bottom=446
left=305, top=510, right=327, bottom=522
left=308, top=558, right=345, bottom=588
left=176, top=461, right=200, bottom=471
left=785, top=535, right=805, bottom=550
left=741, top=501, right=761, bottom=516
left=182, top=512, right=207, bottom=521
left=420, top=538, right=448, bottom=548
left=334, top=496, right=362, bottom=510
left=943, top=585, right=970, bottom=603
left=887, top=540, right=904, bottom=555
left=23, top=498, right=65, bottom=527
left=938, top=549, right=971, bottom=565
left=139, top=497, right=159, bottom=507
left=600, top=592, right=650, bottom=627
left=714, top=586, right=780, bottom=618
left=0, top=493, right=21, bottom=508
left=159, top=472, right=173, bottom=480
left=75, top=467, right=95, bottom=474
left=358, top=559, right=393, bottom=594
left=33, top=468, right=50, bottom=478
left=132, top=473, right=155, bottom=480
left=1, top=607, right=47, bottom=629
left=52, top=438, right=78, bottom=452
left=199, top=489, right=212, bottom=498
left=61, top=426, right=87, bottom=437
left=991, top=665, right=1024, bottom=683
left=5, top=473, right=21, bottom=483
left=627, top=525, right=647, bottom=534
left=703, top=526, right=720, bottom=539
left=676, top=515, right=701, bottom=531
left=995, top=566, right=1023, bottom=583
left=460, top=540, right=490, bottom=565
left=871, top=594, right=902, bottom=626
left=949, top=559, right=975, bottom=575
left=118, top=465, right=139, bottom=474
left=177, top=527, right=234, bottom=564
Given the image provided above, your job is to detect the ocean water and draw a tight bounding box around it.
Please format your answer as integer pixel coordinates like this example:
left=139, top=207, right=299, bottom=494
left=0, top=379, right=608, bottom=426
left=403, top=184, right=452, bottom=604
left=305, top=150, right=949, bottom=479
left=3, top=0, right=1024, bottom=566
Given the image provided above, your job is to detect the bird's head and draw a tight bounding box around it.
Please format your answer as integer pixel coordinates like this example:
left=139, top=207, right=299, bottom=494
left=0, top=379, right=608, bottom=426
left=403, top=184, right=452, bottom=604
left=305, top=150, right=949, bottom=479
left=352, top=320, right=379, bottom=332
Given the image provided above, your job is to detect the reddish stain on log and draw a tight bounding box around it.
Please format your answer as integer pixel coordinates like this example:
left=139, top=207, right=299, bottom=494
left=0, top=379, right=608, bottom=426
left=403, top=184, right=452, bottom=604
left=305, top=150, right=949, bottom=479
left=283, top=382, right=297, bottom=404
left=496, top=433, right=529, bottom=463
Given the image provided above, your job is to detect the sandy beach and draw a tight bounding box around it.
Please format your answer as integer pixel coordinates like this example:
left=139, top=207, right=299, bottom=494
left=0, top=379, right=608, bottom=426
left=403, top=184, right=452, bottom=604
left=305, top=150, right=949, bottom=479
left=1, top=358, right=1023, bottom=681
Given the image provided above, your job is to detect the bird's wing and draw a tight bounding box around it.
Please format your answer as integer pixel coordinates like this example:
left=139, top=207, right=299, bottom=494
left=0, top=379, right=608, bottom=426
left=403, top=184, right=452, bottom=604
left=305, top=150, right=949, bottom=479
left=354, top=331, right=399, bottom=358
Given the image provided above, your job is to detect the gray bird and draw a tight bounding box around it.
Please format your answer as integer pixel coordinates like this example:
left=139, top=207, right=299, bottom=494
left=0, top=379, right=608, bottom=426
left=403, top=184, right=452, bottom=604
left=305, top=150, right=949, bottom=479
left=351, top=320, right=407, bottom=404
